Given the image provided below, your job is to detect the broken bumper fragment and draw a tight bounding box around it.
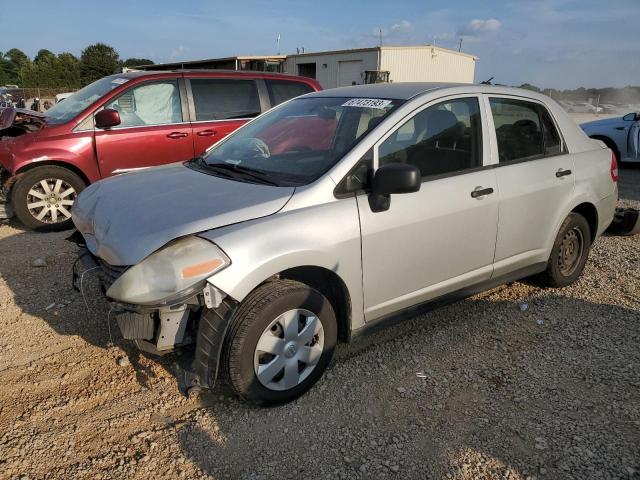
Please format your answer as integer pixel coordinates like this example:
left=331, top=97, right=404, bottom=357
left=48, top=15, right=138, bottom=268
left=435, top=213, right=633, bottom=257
left=607, top=207, right=640, bottom=236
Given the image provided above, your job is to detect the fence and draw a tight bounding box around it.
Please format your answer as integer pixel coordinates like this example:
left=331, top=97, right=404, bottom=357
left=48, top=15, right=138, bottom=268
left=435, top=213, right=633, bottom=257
left=0, top=87, right=78, bottom=112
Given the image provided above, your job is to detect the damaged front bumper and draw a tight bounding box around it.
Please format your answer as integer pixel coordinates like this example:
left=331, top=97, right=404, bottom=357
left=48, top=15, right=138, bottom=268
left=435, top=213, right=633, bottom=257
left=72, top=246, right=235, bottom=393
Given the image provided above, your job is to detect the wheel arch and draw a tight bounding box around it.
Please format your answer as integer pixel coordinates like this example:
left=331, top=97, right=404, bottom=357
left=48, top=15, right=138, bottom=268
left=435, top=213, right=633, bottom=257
left=589, top=135, right=620, bottom=162
left=15, top=160, right=91, bottom=187
left=571, top=202, right=598, bottom=241
left=276, top=265, right=352, bottom=343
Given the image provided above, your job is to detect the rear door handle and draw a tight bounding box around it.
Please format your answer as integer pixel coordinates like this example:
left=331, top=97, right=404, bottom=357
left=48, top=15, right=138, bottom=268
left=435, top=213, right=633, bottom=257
left=556, top=168, right=572, bottom=178
left=167, top=131, right=189, bottom=139
left=470, top=186, right=494, bottom=198
left=197, top=129, right=216, bottom=137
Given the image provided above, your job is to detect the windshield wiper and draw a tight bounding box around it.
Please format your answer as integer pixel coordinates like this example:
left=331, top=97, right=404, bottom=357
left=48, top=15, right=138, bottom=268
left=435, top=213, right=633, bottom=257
left=201, top=162, right=280, bottom=186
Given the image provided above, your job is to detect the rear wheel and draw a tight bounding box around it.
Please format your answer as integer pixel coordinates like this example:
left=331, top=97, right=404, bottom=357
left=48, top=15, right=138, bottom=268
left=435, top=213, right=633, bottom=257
left=536, top=213, right=592, bottom=288
left=11, top=166, right=85, bottom=231
left=222, top=279, right=337, bottom=405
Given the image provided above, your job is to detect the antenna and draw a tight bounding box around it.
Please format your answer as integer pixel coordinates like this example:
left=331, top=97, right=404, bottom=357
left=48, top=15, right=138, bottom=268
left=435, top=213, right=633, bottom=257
left=458, top=38, right=463, bottom=52
left=379, top=28, right=383, bottom=46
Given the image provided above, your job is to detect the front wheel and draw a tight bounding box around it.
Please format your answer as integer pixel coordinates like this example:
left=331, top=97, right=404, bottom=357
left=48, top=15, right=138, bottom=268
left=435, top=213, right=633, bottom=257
left=222, top=280, right=337, bottom=405
left=11, top=166, right=86, bottom=231
left=536, top=213, right=592, bottom=288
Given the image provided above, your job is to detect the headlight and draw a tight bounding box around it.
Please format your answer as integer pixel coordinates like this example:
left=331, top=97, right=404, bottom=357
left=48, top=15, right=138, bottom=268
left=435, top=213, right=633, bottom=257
left=106, top=236, right=230, bottom=305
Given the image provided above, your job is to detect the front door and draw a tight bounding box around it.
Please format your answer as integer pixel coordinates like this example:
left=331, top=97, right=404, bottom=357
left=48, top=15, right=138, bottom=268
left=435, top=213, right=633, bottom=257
left=487, top=96, right=575, bottom=276
left=94, top=79, right=193, bottom=177
left=358, top=96, right=499, bottom=321
left=186, top=77, right=263, bottom=156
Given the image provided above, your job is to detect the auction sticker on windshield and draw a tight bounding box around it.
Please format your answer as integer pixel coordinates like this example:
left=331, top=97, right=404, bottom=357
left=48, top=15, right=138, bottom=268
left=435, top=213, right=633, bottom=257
left=342, top=98, right=392, bottom=109
left=111, top=78, right=129, bottom=85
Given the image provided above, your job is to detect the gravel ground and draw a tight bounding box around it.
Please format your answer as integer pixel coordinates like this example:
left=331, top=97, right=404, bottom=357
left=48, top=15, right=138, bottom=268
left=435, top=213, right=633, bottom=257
left=0, top=168, right=638, bottom=480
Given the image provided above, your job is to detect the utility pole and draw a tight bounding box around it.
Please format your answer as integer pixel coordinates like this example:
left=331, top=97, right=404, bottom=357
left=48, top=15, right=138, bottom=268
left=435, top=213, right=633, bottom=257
left=379, top=28, right=383, bottom=47
left=276, top=34, right=281, bottom=55
left=458, top=38, right=463, bottom=52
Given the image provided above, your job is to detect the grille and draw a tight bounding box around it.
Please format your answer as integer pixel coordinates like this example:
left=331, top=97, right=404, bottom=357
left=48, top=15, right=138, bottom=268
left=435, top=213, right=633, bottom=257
left=97, top=257, right=129, bottom=288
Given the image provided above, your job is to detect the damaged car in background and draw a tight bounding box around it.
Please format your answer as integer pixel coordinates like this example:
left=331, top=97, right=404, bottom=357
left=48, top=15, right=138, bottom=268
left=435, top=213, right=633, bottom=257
left=0, top=70, right=320, bottom=231
left=72, top=83, right=617, bottom=405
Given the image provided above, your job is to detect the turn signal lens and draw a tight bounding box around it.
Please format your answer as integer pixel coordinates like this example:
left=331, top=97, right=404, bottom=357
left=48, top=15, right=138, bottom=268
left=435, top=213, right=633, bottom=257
left=610, top=151, right=618, bottom=182
left=181, top=258, right=225, bottom=279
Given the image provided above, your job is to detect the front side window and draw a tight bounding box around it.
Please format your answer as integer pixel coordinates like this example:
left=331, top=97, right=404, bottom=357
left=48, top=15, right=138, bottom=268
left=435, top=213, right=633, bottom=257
left=104, top=81, right=182, bottom=127
left=378, top=97, right=483, bottom=178
left=45, top=75, right=131, bottom=124
left=190, top=79, right=261, bottom=121
left=193, top=96, right=403, bottom=186
left=490, top=98, right=563, bottom=162
left=265, top=80, right=314, bottom=106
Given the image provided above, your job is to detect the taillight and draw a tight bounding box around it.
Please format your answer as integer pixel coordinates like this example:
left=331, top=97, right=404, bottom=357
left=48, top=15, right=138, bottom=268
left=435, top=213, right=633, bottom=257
left=610, top=151, right=618, bottom=182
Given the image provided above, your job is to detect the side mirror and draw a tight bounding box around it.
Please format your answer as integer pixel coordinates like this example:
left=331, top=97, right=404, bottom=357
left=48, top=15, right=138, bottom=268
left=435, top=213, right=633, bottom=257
left=622, top=112, right=639, bottom=122
left=95, top=108, right=121, bottom=129
left=369, top=163, right=421, bottom=212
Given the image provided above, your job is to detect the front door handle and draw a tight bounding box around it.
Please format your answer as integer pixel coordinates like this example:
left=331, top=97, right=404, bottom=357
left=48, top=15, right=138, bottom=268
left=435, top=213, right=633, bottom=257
left=167, top=131, right=189, bottom=139
left=556, top=168, right=572, bottom=178
left=470, top=186, right=494, bottom=198
left=197, top=129, right=216, bottom=137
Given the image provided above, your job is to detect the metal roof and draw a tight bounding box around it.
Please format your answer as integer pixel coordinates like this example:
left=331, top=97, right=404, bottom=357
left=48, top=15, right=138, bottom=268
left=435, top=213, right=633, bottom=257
left=286, top=45, right=478, bottom=61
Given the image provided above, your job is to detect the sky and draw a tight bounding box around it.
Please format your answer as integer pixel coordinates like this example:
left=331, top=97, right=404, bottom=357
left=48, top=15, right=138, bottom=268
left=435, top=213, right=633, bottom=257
left=2, top=0, right=638, bottom=89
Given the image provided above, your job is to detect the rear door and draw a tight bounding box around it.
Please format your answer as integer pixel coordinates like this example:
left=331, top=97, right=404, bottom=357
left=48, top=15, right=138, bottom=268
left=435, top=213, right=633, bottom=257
left=186, top=77, right=264, bottom=156
left=487, top=96, right=575, bottom=276
left=94, top=78, right=193, bottom=177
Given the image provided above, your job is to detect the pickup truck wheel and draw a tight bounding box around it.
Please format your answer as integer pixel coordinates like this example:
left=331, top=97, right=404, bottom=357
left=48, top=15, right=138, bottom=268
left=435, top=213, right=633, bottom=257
left=222, top=279, right=337, bottom=405
left=11, top=166, right=85, bottom=232
left=537, top=213, right=592, bottom=288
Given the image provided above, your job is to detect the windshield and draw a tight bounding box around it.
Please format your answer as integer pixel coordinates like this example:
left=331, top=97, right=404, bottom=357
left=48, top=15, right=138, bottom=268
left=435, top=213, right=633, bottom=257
left=44, top=75, right=131, bottom=124
left=195, top=96, right=403, bottom=186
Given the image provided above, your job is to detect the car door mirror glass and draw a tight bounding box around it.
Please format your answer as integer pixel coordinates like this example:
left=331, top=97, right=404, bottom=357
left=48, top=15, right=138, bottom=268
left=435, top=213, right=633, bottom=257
left=95, top=108, right=121, bottom=129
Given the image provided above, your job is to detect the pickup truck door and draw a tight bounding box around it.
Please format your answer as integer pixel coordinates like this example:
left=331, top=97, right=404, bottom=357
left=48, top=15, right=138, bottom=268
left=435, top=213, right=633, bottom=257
left=94, top=79, right=193, bottom=177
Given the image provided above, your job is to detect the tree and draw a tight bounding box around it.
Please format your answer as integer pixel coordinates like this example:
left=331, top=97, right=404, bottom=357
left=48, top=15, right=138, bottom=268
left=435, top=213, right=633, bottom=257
left=34, top=49, right=55, bottom=64
left=2, top=48, right=30, bottom=85
left=518, top=83, right=541, bottom=93
left=122, top=58, right=154, bottom=68
left=79, top=43, right=120, bottom=85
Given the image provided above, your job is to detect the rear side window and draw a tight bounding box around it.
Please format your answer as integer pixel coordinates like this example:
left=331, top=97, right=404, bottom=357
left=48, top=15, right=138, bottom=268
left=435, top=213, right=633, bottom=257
left=265, top=80, right=314, bottom=106
left=104, top=80, right=182, bottom=127
left=538, top=106, right=562, bottom=155
left=490, top=98, right=563, bottom=162
left=378, top=97, right=483, bottom=179
left=190, top=79, right=261, bottom=121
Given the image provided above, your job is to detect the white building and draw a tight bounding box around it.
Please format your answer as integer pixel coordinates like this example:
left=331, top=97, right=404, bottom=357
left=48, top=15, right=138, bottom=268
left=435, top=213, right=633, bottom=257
left=283, top=45, right=478, bottom=89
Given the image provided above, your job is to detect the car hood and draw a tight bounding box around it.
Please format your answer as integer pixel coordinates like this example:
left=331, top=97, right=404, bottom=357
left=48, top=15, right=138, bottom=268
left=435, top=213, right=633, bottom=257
left=0, top=107, right=45, bottom=131
left=72, top=163, right=295, bottom=266
left=580, top=116, right=625, bottom=130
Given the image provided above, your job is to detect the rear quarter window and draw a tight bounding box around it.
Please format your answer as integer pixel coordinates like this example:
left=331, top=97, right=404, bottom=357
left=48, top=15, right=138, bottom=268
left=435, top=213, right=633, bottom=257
left=265, top=80, right=314, bottom=107
left=190, top=79, right=261, bottom=121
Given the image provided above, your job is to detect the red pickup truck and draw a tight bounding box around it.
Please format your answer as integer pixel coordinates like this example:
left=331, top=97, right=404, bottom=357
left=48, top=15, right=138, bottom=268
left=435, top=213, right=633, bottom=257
left=0, top=70, right=320, bottom=230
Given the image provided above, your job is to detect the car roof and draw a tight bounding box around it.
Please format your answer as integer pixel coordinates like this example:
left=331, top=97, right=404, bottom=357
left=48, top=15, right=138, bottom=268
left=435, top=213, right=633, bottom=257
left=306, top=82, right=551, bottom=101
left=115, top=69, right=314, bottom=81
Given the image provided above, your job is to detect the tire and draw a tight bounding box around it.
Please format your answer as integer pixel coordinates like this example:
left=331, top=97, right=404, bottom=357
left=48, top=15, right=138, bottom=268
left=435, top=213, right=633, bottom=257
left=222, top=279, right=337, bottom=405
left=536, top=213, right=592, bottom=288
left=11, top=166, right=86, bottom=232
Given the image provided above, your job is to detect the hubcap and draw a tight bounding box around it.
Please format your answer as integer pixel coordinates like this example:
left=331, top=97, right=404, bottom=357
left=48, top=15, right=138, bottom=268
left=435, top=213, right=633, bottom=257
left=26, top=178, right=76, bottom=224
left=557, top=227, right=584, bottom=276
left=253, top=309, right=324, bottom=391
